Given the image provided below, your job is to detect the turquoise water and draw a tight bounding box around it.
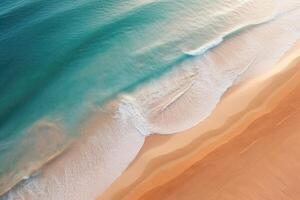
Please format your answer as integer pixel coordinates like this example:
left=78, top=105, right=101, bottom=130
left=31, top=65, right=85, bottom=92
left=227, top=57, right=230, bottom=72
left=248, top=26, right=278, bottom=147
left=0, top=0, right=276, bottom=195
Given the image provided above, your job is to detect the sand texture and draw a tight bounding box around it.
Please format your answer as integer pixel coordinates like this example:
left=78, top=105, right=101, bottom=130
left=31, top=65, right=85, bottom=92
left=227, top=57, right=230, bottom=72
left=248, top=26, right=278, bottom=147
left=99, top=55, right=300, bottom=200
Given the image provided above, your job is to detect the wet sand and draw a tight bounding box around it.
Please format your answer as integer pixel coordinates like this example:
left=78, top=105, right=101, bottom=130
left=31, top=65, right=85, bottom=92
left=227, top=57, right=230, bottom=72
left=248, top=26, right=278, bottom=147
left=98, top=50, right=300, bottom=200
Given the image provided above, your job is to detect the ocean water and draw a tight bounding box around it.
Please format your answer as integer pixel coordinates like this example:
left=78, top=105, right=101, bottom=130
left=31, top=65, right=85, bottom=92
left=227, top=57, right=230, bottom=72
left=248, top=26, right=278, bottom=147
left=0, top=0, right=300, bottom=199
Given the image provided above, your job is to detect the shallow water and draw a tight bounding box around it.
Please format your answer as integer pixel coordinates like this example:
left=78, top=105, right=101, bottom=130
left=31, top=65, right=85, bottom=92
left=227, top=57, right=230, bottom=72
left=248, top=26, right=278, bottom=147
left=0, top=0, right=297, bottom=197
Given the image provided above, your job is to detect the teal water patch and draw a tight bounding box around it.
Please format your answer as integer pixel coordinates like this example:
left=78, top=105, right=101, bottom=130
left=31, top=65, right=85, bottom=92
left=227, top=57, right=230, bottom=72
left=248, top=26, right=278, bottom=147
left=0, top=0, right=276, bottom=195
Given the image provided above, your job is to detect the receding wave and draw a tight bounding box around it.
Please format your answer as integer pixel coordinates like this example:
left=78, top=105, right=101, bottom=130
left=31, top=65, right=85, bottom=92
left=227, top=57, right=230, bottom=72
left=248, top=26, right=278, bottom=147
left=1, top=0, right=300, bottom=199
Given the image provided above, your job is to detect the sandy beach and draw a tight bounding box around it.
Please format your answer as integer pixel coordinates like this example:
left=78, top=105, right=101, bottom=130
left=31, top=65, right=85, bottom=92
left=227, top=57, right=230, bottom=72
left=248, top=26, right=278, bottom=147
left=98, top=48, right=300, bottom=200
left=2, top=1, right=300, bottom=200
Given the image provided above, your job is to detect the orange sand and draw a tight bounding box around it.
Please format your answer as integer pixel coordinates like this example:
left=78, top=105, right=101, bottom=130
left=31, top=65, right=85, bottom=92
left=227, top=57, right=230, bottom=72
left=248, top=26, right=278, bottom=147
left=98, top=52, right=300, bottom=200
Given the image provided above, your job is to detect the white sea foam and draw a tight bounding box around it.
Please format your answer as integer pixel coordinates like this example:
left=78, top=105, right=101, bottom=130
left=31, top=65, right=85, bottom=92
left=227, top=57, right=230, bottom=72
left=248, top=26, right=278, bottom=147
left=136, top=4, right=300, bottom=134
left=184, top=2, right=278, bottom=57
left=2, top=1, right=300, bottom=200
left=3, top=106, right=145, bottom=200
left=185, top=38, right=224, bottom=56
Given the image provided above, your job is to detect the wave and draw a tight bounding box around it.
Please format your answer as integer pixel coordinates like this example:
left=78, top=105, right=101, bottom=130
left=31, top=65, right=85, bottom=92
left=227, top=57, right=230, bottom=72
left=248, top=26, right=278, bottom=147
left=185, top=38, right=224, bottom=56
left=2, top=1, right=300, bottom=199
left=184, top=1, right=279, bottom=56
left=0, top=0, right=281, bottom=195
left=184, top=0, right=300, bottom=57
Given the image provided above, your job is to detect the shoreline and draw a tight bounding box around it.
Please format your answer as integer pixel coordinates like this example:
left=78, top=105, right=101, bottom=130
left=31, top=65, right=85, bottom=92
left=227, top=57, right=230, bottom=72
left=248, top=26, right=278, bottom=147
left=3, top=15, right=300, bottom=200
left=1, top=2, right=300, bottom=200
left=98, top=48, right=300, bottom=200
left=3, top=42, right=300, bottom=200
left=140, top=57, right=300, bottom=200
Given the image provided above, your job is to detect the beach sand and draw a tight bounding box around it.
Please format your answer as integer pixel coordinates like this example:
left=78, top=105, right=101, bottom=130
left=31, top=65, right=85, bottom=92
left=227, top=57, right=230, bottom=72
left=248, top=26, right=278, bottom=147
left=98, top=49, right=300, bottom=200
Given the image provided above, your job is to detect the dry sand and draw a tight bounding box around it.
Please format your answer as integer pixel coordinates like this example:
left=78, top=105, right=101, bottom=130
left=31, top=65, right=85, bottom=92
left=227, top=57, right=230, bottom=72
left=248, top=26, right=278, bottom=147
left=98, top=47, right=300, bottom=200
